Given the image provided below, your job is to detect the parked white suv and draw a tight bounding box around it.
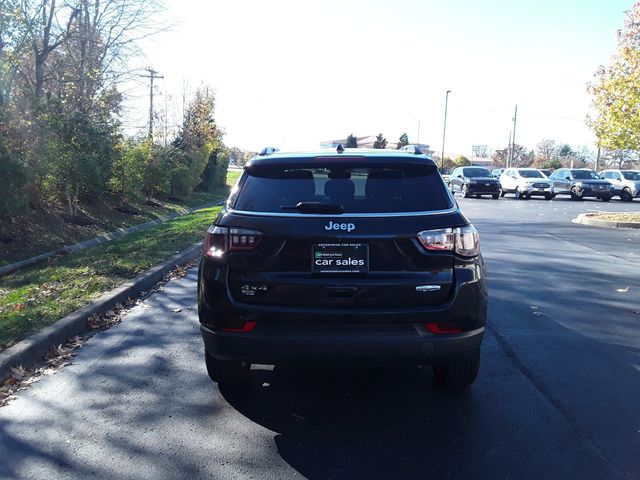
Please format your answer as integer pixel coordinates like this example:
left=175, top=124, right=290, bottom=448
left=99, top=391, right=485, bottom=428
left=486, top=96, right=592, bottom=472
left=499, top=168, right=553, bottom=200
left=599, top=169, right=640, bottom=202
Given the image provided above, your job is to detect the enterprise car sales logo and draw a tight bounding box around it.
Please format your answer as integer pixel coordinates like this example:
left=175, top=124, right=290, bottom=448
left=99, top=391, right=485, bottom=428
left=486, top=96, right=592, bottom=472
left=324, top=221, right=355, bottom=232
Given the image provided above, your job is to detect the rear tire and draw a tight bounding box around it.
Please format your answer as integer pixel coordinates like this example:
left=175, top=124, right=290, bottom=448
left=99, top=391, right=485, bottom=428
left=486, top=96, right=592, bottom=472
left=601, top=195, right=611, bottom=202
left=621, top=188, right=633, bottom=202
left=492, top=193, right=499, bottom=199
left=544, top=193, right=552, bottom=200
left=432, top=352, right=480, bottom=390
left=205, top=352, right=250, bottom=384
left=462, top=185, right=471, bottom=198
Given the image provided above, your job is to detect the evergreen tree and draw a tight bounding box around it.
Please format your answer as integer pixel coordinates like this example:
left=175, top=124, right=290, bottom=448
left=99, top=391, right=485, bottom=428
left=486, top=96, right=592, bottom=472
left=346, top=134, right=358, bottom=148
left=373, top=133, right=387, bottom=149
left=396, top=133, right=409, bottom=149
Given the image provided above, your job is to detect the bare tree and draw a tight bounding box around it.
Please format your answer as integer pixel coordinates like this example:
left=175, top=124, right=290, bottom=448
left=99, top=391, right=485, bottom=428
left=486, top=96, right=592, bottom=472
left=535, top=139, right=559, bottom=163
left=472, top=145, right=490, bottom=158
left=600, top=149, right=639, bottom=170
left=18, top=0, right=79, bottom=102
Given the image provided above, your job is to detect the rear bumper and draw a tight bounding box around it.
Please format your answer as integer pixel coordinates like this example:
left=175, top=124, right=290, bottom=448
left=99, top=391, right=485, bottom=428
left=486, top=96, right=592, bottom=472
left=522, top=186, right=552, bottom=196
left=577, top=187, right=613, bottom=198
left=198, top=260, right=488, bottom=364
left=201, top=324, right=484, bottom=364
left=467, top=183, right=500, bottom=195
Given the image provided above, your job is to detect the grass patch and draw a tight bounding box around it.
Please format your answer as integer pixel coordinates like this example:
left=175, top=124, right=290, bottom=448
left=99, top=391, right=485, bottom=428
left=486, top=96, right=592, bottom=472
left=589, top=212, right=640, bottom=223
left=0, top=170, right=242, bottom=267
left=0, top=205, right=222, bottom=351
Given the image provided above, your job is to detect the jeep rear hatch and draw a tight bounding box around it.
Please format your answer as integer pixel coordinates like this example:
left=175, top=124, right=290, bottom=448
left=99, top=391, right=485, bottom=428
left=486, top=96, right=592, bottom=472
left=215, top=160, right=465, bottom=309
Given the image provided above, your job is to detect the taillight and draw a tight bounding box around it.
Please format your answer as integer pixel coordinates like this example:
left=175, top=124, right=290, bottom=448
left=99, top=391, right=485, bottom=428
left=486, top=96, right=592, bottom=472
left=417, top=225, right=479, bottom=257
left=455, top=225, right=480, bottom=257
left=203, top=226, right=263, bottom=258
left=204, top=226, right=227, bottom=258
left=229, top=228, right=262, bottom=251
left=417, top=228, right=455, bottom=251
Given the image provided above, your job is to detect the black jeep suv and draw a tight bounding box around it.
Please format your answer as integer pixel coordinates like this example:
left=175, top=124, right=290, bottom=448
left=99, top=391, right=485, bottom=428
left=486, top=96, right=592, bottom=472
left=198, top=148, right=487, bottom=389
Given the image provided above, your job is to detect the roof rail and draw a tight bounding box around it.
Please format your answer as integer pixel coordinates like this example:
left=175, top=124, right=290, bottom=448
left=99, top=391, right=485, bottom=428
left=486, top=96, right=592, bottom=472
left=401, top=145, right=423, bottom=155
left=258, top=147, right=280, bottom=156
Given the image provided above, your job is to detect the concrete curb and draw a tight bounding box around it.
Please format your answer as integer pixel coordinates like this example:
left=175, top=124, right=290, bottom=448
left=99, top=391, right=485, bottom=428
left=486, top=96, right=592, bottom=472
left=0, top=200, right=223, bottom=278
left=0, top=242, right=203, bottom=379
left=573, top=213, right=640, bottom=229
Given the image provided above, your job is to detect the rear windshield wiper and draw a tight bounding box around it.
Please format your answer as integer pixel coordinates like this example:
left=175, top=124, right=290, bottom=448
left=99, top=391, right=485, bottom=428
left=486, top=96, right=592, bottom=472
left=281, top=202, right=344, bottom=214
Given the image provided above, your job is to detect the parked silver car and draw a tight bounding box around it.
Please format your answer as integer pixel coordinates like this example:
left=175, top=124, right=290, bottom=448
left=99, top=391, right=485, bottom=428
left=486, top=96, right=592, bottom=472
left=599, top=169, right=640, bottom=201
left=499, top=168, right=553, bottom=200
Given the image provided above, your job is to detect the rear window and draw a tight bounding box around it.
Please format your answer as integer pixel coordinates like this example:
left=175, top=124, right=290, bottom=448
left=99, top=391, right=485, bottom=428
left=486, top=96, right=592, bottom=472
left=519, top=170, right=544, bottom=178
left=571, top=170, right=599, bottom=179
left=463, top=168, right=491, bottom=178
left=234, top=163, right=453, bottom=213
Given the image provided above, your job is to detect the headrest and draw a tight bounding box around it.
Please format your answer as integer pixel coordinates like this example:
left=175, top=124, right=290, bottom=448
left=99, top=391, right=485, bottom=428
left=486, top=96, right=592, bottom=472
left=324, top=178, right=355, bottom=200
left=283, top=169, right=315, bottom=199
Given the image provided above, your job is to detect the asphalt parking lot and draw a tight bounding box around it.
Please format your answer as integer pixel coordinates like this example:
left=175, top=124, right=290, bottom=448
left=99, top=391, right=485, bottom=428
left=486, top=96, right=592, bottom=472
left=0, top=196, right=639, bottom=480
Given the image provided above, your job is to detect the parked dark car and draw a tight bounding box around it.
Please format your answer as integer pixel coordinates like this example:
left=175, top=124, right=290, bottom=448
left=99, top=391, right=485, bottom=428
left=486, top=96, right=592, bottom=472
left=548, top=168, right=614, bottom=201
left=450, top=166, right=501, bottom=199
left=198, top=148, right=488, bottom=389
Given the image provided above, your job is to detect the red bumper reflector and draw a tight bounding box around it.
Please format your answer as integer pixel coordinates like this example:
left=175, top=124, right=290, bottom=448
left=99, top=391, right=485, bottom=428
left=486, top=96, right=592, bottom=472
left=426, top=322, right=463, bottom=334
left=222, top=321, right=257, bottom=333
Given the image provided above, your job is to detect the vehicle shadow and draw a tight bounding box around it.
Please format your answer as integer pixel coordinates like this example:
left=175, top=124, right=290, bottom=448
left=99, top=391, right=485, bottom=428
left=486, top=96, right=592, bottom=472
left=221, top=365, right=485, bottom=479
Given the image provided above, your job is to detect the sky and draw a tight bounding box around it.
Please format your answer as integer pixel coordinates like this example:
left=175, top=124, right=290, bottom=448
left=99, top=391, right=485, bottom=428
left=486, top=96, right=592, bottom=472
left=124, top=0, right=632, bottom=156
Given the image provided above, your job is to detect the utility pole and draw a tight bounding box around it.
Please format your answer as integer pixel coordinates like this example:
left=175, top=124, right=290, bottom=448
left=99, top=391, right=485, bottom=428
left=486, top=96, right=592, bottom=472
left=596, top=142, right=601, bottom=171
left=417, top=120, right=421, bottom=145
left=441, top=90, right=451, bottom=170
left=141, top=67, right=164, bottom=139
left=164, top=94, right=168, bottom=148
left=507, top=130, right=512, bottom=168
left=509, top=104, right=518, bottom=168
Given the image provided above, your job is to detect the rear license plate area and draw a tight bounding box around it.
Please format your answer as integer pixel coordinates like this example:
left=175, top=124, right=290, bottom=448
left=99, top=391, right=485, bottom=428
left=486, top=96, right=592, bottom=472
left=312, top=243, right=369, bottom=273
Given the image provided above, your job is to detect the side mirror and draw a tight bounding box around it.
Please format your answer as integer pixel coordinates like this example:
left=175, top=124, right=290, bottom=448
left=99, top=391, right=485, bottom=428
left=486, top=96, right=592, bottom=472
left=456, top=174, right=463, bottom=178
left=565, top=176, right=571, bottom=181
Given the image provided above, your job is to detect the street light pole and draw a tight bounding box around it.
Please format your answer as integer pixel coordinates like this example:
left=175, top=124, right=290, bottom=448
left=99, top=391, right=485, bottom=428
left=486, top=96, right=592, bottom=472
left=441, top=90, right=451, bottom=170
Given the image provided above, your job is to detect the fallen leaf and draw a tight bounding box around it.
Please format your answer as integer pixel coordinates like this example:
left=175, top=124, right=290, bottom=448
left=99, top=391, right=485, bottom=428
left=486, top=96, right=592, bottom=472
left=10, top=366, right=28, bottom=381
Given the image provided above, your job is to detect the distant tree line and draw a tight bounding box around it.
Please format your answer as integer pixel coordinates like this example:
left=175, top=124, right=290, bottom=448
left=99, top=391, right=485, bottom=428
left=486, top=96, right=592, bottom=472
left=0, top=0, right=229, bottom=218
left=343, top=132, right=410, bottom=149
